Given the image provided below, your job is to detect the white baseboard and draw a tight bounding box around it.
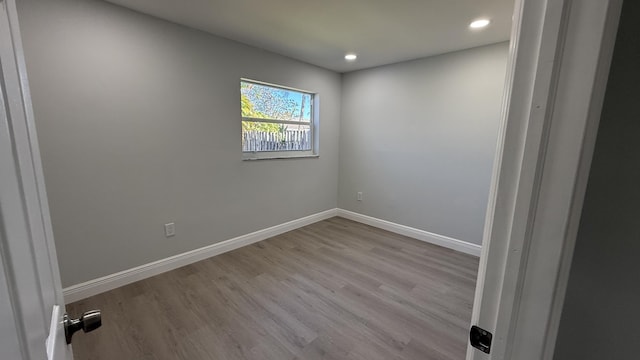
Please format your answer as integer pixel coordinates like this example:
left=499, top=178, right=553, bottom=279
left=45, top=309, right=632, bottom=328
left=63, top=209, right=338, bottom=303
left=336, top=209, right=482, bottom=257
left=64, top=207, right=480, bottom=303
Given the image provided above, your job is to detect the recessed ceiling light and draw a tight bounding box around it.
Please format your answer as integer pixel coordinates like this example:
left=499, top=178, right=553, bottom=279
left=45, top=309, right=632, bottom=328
left=470, top=19, right=491, bottom=29
left=345, top=53, right=357, bottom=61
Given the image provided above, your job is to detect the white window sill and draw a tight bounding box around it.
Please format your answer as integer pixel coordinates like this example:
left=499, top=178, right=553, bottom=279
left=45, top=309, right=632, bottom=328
left=242, top=153, right=319, bottom=161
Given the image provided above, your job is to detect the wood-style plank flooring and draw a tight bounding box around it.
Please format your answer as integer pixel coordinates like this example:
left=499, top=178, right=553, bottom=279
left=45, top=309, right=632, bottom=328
left=67, top=217, right=479, bottom=360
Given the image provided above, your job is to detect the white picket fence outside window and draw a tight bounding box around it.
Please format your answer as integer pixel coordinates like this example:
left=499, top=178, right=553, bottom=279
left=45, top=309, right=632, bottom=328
left=242, top=130, right=311, bottom=152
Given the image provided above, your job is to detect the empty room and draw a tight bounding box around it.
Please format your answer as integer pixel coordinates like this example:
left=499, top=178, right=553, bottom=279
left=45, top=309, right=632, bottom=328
left=5, top=0, right=520, bottom=358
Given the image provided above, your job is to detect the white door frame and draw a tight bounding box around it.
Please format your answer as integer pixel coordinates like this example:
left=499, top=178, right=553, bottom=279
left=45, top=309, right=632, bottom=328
left=468, top=0, right=623, bottom=359
left=0, top=0, right=71, bottom=358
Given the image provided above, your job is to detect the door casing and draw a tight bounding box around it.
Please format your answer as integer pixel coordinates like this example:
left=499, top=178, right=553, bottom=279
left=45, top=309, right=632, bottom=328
left=468, top=0, right=623, bottom=359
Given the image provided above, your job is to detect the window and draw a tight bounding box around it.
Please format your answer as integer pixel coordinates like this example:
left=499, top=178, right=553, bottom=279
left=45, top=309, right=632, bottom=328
left=241, top=79, right=316, bottom=159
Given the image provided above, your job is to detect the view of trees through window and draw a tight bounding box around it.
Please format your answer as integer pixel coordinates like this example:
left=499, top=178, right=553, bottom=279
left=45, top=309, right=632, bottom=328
left=241, top=80, right=313, bottom=153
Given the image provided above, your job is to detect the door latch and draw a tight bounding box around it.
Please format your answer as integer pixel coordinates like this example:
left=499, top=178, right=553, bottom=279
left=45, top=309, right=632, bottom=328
left=470, top=325, right=493, bottom=354
left=64, top=310, right=102, bottom=344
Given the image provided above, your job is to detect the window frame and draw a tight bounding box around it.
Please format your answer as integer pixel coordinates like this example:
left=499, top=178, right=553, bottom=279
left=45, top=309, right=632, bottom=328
left=240, top=79, right=318, bottom=160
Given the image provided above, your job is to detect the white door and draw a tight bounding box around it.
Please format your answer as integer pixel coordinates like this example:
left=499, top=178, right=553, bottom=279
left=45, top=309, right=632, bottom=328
left=0, top=0, right=99, bottom=359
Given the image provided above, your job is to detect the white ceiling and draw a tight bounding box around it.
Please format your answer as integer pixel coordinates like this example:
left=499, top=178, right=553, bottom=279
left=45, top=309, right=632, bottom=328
left=105, top=0, right=514, bottom=73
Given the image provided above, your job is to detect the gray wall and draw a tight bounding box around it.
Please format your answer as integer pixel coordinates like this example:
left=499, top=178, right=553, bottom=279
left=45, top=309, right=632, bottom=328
left=338, top=43, right=509, bottom=245
left=554, top=1, right=640, bottom=358
left=17, top=0, right=341, bottom=287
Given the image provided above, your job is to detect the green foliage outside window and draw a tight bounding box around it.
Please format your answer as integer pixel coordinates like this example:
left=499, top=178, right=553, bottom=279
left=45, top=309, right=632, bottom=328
left=241, top=81, right=311, bottom=134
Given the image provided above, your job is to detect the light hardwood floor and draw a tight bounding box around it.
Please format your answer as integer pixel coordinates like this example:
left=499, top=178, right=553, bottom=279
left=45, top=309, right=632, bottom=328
left=67, top=217, right=479, bottom=360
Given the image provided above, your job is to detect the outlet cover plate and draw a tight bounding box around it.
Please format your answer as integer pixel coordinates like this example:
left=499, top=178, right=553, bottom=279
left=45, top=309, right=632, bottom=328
left=164, top=223, right=176, bottom=237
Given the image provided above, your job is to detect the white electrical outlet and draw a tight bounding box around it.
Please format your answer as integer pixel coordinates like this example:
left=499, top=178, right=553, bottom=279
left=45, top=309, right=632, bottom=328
left=164, top=222, right=176, bottom=237
left=357, top=192, right=363, bottom=201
